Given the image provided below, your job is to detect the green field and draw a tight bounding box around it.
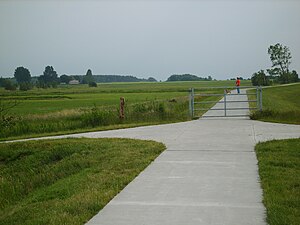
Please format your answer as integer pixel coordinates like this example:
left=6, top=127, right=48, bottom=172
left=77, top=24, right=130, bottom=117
left=256, top=138, right=300, bottom=225
left=1, top=80, right=250, bottom=115
left=0, top=138, right=165, bottom=225
left=1, top=80, right=251, bottom=140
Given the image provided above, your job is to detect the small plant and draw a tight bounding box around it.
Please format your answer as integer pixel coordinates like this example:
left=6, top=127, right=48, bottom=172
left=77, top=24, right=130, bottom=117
left=250, top=109, right=275, bottom=120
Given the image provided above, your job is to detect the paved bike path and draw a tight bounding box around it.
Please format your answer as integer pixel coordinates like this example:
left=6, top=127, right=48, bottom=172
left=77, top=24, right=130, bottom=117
left=6, top=90, right=299, bottom=224
left=81, top=90, right=299, bottom=225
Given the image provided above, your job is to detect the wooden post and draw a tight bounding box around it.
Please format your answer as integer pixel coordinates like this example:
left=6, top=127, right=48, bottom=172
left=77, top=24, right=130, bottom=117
left=119, top=97, right=125, bottom=119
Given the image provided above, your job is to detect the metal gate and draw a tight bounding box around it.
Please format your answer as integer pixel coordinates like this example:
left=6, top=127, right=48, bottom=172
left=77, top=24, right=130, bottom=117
left=189, top=86, right=262, bottom=118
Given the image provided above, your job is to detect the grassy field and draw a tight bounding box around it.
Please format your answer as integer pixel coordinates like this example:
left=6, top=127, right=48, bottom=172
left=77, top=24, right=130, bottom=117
left=256, top=138, right=300, bottom=225
left=0, top=80, right=251, bottom=140
left=0, top=138, right=165, bottom=225
left=249, top=83, right=300, bottom=124
left=1, top=80, right=250, bottom=115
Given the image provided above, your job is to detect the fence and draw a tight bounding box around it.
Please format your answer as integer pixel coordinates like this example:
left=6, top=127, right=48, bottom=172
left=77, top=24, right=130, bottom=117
left=189, top=86, right=262, bottom=118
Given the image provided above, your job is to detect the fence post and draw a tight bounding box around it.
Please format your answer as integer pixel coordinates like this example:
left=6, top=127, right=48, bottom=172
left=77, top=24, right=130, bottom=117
left=224, top=89, right=227, bottom=116
left=259, top=86, right=263, bottom=111
left=119, top=97, right=125, bottom=119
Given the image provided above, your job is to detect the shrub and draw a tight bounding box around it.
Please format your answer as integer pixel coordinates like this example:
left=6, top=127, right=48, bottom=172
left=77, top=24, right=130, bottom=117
left=3, top=79, right=17, bottom=91
left=250, top=109, right=275, bottom=120
left=19, top=82, right=33, bottom=91
left=251, top=70, right=270, bottom=86
left=88, top=81, right=97, bottom=87
left=0, top=115, right=20, bottom=129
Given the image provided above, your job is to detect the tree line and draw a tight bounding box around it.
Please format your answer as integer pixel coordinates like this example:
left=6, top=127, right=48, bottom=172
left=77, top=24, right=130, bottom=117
left=0, top=67, right=158, bottom=91
left=251, top=43, right=299, bottom=86
left=167, top=74, right=213, bottom=82
left=0, top=66, right=60, bottom=91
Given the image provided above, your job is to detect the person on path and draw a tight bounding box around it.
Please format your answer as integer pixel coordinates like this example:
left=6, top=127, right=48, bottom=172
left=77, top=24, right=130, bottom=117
left=236, top=77, right=240, bottom=94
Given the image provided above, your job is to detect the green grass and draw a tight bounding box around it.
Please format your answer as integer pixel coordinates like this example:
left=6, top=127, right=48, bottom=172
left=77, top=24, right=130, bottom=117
left=249, top=83, right=300, bottom=124
left=0, top=138, right=165, bottom=225
left=1, top=80, right=251, bottom=115
left=256, top=138, right=300, bottom=225
left=0, top=99, right=190, bottom=140
left=1, top=80, right=250, bottom=140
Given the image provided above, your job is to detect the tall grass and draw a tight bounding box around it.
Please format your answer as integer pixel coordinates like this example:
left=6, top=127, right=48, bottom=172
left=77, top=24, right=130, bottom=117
left=1, top=80, right=252, bottom=115
left=0, top=98, right=190, bottom=140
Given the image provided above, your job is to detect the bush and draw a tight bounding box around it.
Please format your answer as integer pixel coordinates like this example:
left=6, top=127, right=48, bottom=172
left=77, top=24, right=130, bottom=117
left=88, top=81, right=97, bottom=87
left=251, top=70, right=270, bottom=86
left=0, top=115, right=20, bottom=129
left=3, top=79, right=17, bottom=91
left=19, top=82, right=33, bottom=91
left=250, top=109, right=275, bottom=120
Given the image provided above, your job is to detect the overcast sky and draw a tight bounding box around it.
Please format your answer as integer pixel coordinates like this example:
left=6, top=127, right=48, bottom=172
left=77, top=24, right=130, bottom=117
left=0, top=0, right=299, bottom=80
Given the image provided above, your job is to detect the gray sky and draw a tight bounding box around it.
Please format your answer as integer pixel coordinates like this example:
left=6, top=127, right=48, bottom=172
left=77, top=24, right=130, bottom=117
left=1, top=0, right=299, bottom=80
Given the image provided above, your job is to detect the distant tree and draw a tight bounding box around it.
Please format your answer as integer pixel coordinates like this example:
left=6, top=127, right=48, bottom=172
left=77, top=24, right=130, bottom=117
left=0, top=77, right=5, bottom=87
left=167, top=74, right=202, bottom=82
left=148, top=77, right=157, bottom=82
left=2, top=79, right=17, bottom=91
left=290, top=70, right=299, bottom=82
left=251, top=70, right=270, bottom=86
left=268, top=43, right=291, bottom=75
left=82, top=69, right=94, bottom=84
left=38, top=66, right=59, bottom=87
left=266, top=43, right=299, bottom=84
left=207, top=76, right=212, bottom=81
left=14, top=66, right=31, bottom=84
left=86, top=69, right=92, bottom=76
left=60, top=74, right=72, bottom=84
left=278, top=70, right=299, bottom=84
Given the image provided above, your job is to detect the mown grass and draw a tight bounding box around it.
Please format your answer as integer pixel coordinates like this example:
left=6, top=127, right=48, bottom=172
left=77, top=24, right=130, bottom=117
left=0, top=138, right=165, bottom=225
left=256, top=138, right=300, bottom=225
left=248, top=83, right=300, bottom=124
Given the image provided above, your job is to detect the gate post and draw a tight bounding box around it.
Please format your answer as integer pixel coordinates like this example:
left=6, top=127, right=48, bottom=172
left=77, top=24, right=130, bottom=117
left=189, top=88, right=194, bottom=118
left=259, top=86, right=263, bottom=111
left=256, top=86, right=259, bottom=110
left=224, top=89, right=227, bottom=116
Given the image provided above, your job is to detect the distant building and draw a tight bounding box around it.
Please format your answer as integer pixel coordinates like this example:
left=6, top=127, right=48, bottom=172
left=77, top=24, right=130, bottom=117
left=69, top=80, right=79, bottom=85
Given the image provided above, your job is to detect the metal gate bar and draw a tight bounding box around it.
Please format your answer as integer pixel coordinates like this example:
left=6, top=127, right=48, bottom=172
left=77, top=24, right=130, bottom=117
left=189, top=86, right=262, bottom=118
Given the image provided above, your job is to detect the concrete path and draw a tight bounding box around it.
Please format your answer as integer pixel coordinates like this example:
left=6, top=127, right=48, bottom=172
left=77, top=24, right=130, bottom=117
left=202, top=89, right=250, bottom=117
left=7, top=90, right=300, bottom=225
left=81, top=89, right=299, bottom=225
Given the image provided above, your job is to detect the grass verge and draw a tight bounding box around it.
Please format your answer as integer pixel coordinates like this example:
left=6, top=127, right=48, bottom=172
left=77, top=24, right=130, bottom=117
left=256, top=138, right=300, bottom=225
left=0, top=138, right=165, bottom=225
